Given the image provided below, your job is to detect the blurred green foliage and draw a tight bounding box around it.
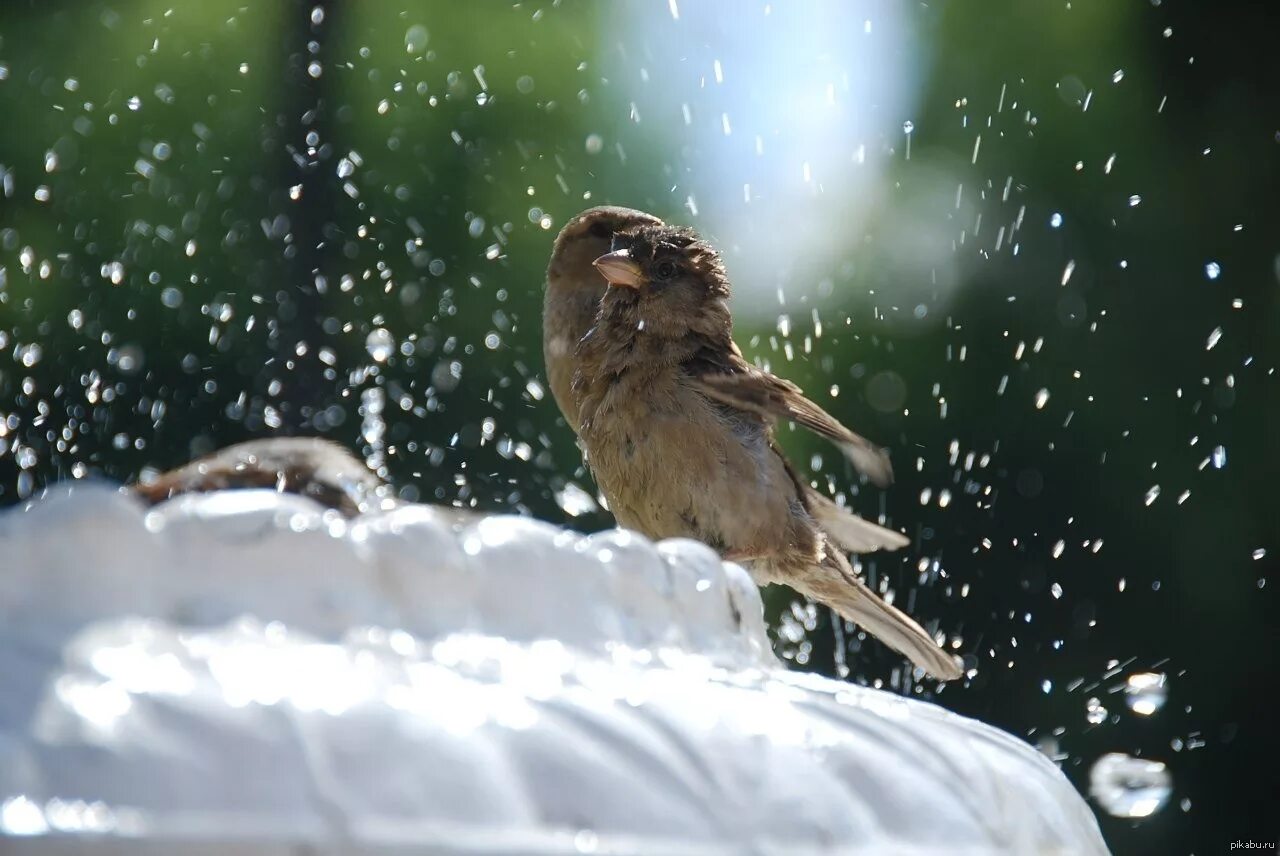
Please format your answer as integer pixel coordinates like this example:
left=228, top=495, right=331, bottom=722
left=2, top=2, right=1276, bottom=852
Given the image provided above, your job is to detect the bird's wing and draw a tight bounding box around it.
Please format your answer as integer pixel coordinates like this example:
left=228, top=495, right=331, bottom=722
left=684, top=344, right=894, bottom=487
left=804, top=488, right=909, bottom=552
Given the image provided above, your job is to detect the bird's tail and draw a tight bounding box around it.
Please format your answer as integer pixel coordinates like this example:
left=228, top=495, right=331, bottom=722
left=795, top=550, right=963, bottom=681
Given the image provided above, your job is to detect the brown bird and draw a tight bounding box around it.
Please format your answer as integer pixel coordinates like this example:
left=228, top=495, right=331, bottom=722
left=546, top=207, right=902, bottom=551
left=565, top=219, right=961, bottom=680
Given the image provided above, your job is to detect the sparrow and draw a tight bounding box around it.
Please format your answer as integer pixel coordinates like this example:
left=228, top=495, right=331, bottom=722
left=568, top=220, right=961, bottom=680
left=132, top=437, right=389, bottom=517
left=546, top=207, right=898, bottom=547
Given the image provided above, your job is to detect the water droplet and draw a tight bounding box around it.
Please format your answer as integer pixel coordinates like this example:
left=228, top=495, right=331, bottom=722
left=336, top=157, right=355, bottom=178
left=555, top=483, right=599, bottom=518
left=1035, top=389, right=1050, bottom=409
left=902, top=120, right=915, bottom=134
left=1205, top=261, right=1221, bottom=280
left=18, top=344, right=43, bottom=368
left=1086, top=697, right=1108, bottom=725
left=1124, top=672, right=1167, bottom=716
left=1211, top=445, right=1226, bottom=469
left=1144, top=485, right=1161, bottom=506
left=1253, top=548, right=1267, bottom=560
left=1206, top=327, right=1222, bottom=350
left=114, top=344, right=144, bottom=375
left=431, top=360, right=462, bottom=392
left=405, top=24, right=429, bottom=54
left=1128, top=194, right=1142, bottom=207
left=585, top=133, right=604, bottom=155
left=365, top=328, right=395, bottom=363
left=1089, top=753, right=1171, bottom=818
left=1049, top=212, right=1063, bottom=228
left=1061, top=260, right=1075, bottom=285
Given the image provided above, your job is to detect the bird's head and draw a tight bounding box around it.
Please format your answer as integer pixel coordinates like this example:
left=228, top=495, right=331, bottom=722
left=547, top=206, right=664, bottom=296
left=592, top=223, right=731, bottom=338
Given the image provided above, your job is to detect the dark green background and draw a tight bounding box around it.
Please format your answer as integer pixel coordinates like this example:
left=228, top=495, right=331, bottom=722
left=2, top=2, right=1276, bottom=852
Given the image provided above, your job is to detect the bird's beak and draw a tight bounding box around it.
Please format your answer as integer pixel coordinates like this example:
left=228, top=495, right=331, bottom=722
left=592, top=249, right=645, bottom=289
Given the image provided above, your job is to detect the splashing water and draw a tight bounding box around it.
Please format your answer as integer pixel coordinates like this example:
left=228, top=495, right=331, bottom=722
left=365, top=329, right=395, bottom=364
left=554, top=483, right=599, bottom=518
left=1089, top=753, right=1172, bottom=819
left=1124, top=672, right=1167, bottom=716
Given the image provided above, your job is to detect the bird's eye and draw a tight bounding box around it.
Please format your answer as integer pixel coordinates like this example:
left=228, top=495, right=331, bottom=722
left=654, top=260, right=679, bottom=280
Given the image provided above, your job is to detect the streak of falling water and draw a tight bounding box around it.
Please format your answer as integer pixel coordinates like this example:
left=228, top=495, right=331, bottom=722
left=361, top=387, right=387, bottom=473
left=831, top=609, right=849, bottom=679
